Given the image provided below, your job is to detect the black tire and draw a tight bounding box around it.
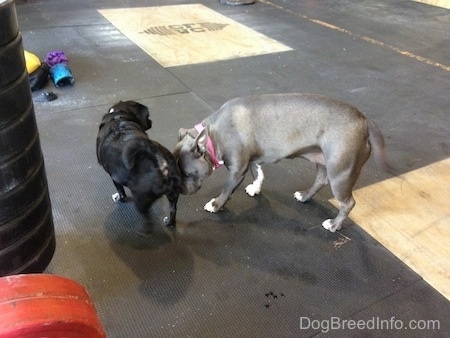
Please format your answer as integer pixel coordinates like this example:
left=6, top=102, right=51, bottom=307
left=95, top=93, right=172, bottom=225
left=0, top=0, right=18, bottom=45
left=0, top=34, right=25, bottom=88
left=0, top=72, right=33, bottom=127
left=0, top=196, right=54, bottom=275
left=0, top=104, right=39, bottom=165
left=0, top=0, right=55, bottom=276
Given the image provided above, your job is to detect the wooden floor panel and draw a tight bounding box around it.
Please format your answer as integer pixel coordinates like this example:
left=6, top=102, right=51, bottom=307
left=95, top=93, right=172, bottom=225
left=99, top=4, right=292, bottom=67
left=413, top=0, right=450, bottom=9
left=331, top=158, right=450, bottom=300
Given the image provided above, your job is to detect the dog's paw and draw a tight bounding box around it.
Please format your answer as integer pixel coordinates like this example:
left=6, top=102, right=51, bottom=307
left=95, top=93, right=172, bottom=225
left=322, top=219, right=341, bottom=233
left=111, top=193, right=121, bottom=202
left=294, top=191, right=306, bottom=202
left=163, top=216, right=176, bottom=228
left=204, top=199, right=217, bottom=213
left=245, top=183, right=260, bottom=197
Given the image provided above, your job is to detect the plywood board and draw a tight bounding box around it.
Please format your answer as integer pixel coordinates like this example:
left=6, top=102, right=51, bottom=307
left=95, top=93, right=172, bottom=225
left=412, top=0, right=450, bottom=9
left=98, top=4, right=292, bottom=67
left=330, top=158, right=450, bottom=300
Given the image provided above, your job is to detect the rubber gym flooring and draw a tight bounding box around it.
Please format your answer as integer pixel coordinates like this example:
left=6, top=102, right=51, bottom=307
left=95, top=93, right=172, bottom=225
left=16, top=0, right=449, bottom=336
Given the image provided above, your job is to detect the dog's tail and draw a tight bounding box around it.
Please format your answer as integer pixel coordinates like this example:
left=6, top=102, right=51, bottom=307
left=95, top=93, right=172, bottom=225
left=367, top=118, right=397, bottom=176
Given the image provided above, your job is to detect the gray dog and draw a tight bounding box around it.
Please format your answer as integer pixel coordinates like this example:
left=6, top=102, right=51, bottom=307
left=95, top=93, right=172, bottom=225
left=174, top=93, right=391, bottom=232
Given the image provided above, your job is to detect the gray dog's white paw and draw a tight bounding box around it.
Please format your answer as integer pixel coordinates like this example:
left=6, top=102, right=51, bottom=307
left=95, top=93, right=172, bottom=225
left=322, top=219, right=341, bottom=233
left=204, top=199, right=217, bottom=212
left=111, top=193, right=121, bottom=202
left=294, top=191, right=305, bottom=202
left=245, top=183, right=260, bottom=197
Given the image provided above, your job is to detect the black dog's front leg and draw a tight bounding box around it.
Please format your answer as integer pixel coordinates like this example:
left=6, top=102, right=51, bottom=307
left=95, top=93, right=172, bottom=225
left=112, top=180, right=127, bottom=202
left=164, top=192, right=179, bottom=227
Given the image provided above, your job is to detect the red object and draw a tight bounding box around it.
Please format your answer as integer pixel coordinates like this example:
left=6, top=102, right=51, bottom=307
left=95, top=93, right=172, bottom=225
left=0, top=274, right=106, bottom=338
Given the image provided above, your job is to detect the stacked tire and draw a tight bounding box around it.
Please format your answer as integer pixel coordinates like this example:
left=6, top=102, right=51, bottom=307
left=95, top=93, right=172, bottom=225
left=0, top=0, right=55, bottom=276
left=0, top=274, right=106, bottom=337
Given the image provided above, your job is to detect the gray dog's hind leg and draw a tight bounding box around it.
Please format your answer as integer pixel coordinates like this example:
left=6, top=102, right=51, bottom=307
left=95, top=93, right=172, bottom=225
left=245, top=163, right=264, bottom=196
left=294, top=164, right=328, bottom=202
left=321, top=141, right=370, bottom=232
left=322, top=195, right=355, bottom=233
left=322, top=165, right=360, bottom=232
left=294, top=164, right=353, bottom=232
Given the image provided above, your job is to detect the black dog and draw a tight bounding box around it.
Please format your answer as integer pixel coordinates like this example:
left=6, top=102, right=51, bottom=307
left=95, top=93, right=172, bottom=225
left=96, top=100, right=181, bottom=227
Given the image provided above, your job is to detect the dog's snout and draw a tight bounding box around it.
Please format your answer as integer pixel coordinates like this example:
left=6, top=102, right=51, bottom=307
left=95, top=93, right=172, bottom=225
left=180, top=179, right=201, bottom=195
left=180, top=186, right=194, bottom=195
left=180, top=187, right=195, bottom=195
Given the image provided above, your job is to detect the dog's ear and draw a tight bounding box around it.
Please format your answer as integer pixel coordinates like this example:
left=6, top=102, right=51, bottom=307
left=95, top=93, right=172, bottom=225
left=191, top=128, right=207, bottom=157
left=178, top=128, right=189, bottom=141
left=172, top=143, right=181, bottom=160
left=109, top=100, right=125, bottom=113
left=135, top=103, right=152, bottom=130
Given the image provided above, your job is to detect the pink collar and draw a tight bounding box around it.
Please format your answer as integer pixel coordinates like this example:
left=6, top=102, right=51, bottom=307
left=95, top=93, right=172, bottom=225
left=195, top=123, right=222, bottom=170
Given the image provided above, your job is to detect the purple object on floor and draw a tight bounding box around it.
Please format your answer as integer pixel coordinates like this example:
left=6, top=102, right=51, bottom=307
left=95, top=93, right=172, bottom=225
left=45, top=51, right=69, bottom=67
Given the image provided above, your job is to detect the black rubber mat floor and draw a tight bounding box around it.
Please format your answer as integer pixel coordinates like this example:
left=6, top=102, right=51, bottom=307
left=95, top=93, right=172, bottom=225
left=15, top=0, right=450, bottom=336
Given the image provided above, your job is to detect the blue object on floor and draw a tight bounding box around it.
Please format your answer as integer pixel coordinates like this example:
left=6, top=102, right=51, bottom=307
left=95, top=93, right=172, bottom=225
left=49, top=63, right=74, bottom=87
